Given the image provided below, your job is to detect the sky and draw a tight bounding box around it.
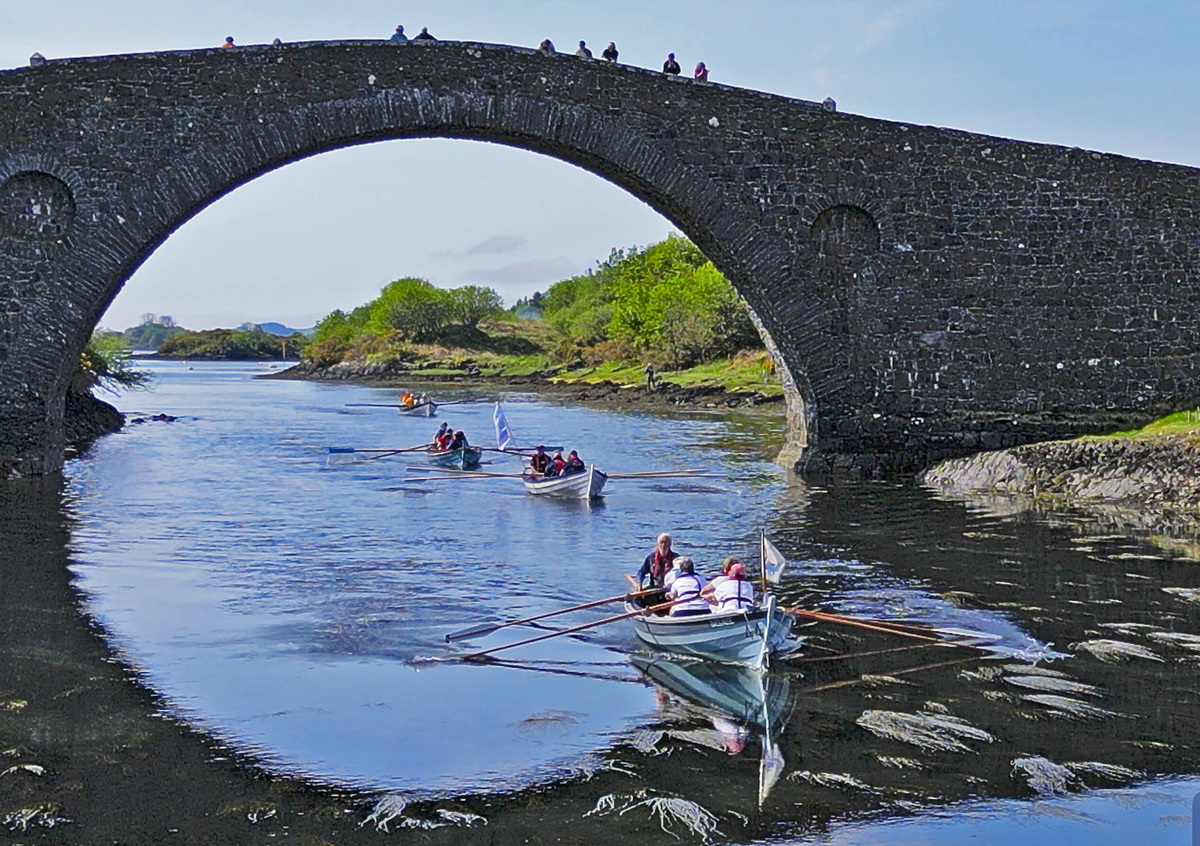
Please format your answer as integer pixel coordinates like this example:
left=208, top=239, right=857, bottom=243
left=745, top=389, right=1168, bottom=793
left=4, top=1, right=1200, bottom=331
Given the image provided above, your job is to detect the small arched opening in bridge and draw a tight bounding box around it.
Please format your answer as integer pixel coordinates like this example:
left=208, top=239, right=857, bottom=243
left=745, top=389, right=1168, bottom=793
left=95, top=136, right=814, bottom=465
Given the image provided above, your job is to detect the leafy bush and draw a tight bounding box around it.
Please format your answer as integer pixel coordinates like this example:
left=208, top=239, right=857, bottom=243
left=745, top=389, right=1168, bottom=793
left=77, top=332, right=152, bottom=394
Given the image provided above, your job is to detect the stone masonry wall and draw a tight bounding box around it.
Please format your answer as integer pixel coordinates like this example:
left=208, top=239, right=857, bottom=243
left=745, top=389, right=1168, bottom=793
left=1, top=41, right=1199, bottom=475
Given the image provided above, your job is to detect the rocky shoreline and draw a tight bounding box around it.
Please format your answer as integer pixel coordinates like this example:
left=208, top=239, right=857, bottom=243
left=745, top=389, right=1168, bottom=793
left=64, top=393, right=124, bottom=457
left=264, top=360, right=784, bottom=412
left=921, top=435, right=1200, bottom=537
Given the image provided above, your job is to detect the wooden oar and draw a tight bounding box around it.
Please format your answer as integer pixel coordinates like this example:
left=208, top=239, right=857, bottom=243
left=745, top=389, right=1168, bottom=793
left=400, top=471, right=523, bottom=480
left=461, top=599, right=680, bottom=660
left=406, top=465, right=523, bottom=476
left=328, top=444, right=429, bottom=454
left=446, top=590, right=659, bottom=642
left=605, top=471, right=723, bottom=480
left=783, top=608, right=943, bottom=642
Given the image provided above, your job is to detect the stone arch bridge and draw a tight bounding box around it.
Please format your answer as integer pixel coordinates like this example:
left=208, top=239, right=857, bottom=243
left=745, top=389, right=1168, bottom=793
left=2, top=40, right=1200, bottom=476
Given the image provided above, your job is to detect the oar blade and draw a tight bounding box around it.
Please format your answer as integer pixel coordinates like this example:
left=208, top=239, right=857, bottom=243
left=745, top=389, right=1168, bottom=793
left=445, top=621, right=503, bottom=642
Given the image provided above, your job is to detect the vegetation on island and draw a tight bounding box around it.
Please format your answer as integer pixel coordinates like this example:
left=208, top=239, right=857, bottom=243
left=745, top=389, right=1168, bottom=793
left=120, top=314, right=189, bottom=350
left=155, top=325, right=307, bottom=360
left=300, top=234, right=780, bottom=397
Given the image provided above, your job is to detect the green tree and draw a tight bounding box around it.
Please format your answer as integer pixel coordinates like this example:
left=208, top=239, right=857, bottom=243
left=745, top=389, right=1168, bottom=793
left=368, top=278, right=449, bottom=341
left=446, top=285, right=504, bottom=328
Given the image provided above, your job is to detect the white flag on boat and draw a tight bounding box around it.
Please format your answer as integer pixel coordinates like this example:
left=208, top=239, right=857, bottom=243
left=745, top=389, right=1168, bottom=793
left=761, top=531, right=787, bottom=585
left=493, top=403, right=514, bottom=451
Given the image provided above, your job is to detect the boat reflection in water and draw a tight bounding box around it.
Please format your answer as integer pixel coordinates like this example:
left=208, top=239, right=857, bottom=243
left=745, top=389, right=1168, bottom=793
left=631, top=654, right=791, bottom=804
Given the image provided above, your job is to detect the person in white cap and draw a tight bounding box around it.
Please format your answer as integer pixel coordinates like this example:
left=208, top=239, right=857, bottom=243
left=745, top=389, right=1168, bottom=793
left=666, top=558, right=710, bottom=617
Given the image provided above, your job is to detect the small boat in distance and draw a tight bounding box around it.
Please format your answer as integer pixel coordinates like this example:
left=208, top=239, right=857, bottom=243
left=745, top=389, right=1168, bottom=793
left=400, top=400, right=437, bottom=417
left=427, top=445, right=483, bottom=470
left=522, top=464, right=608, bottom=499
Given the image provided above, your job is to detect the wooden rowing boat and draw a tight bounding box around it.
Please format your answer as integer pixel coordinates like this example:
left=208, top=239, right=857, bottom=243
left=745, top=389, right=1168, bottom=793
left=625, top=591, right=794, bottom=669
left=399, top=400, right=438, bottom=417
left=426, top=445, right=482, bottom=470
left=521, top=464, right=608, bottom=499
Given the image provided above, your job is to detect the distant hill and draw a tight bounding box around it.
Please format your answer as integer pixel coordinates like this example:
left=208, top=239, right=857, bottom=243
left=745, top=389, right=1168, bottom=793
left=255, top=322, right=314, bottom=337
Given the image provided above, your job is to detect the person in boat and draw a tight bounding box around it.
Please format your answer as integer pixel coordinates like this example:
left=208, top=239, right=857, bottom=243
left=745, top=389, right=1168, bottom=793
left=546, top=449, right=566, bottom=476
left=437, top=429, right=455, bottom=449
left=637, top=533, right=681, bottom=589
left=704, top=557, right=738, bottom=591
left=529, top=444, right=551, bottom=475
left=666, top=558, right=710, bottom=617
left=562, top=449, right=585, bottom=475
left=401, top=391, right=416, bottom=408
left=449, top=430, right=469, bottom=450
left=703, top=561, right=755, bottom=612
left=432, top=422, right=449, bottom=447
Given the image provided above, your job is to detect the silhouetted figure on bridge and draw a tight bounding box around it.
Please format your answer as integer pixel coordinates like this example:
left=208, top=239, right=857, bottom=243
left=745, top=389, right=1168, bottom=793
left=822, top=97, right=837, bottom=112
left=539, top=39, right=556, bottom=54
left=602, top=42, right=618, bottom=62
left=221, top=37, right=235, bottom=49
left=413, top=27, right=436, bottom=42
left=576, top=41, right=593, bottom=59
left=694, top=62, right=708, bottom=81
left=390, top=25, right=408, bottom=43
left=662, top=53, right=681, bottom=74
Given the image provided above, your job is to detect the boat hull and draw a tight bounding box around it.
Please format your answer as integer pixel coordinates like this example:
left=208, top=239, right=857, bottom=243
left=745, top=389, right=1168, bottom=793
left=626, top=597, right=794, bottom=666
left=427, top=446, right=482, bottom=470
left=400, top=402, right=437, bottom=417
left=522, top=464, right=607, bottom=499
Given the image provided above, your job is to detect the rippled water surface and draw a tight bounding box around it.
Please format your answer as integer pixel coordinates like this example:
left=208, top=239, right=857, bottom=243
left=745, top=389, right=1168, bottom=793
left=56, top=361, right=1200, bottom=843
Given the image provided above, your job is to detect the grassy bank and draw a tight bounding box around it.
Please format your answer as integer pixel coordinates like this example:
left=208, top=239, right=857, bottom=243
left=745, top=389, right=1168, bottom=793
left=1103, top=409, right=1200, bottom=439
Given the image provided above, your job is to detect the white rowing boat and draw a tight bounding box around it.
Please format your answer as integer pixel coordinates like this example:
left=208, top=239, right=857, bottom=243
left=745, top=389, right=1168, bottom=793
left=399, top=400, right=438, bottom=417
left=521, top=464, right=608, bottom=499
left=625, top=592, right=794, bottom=669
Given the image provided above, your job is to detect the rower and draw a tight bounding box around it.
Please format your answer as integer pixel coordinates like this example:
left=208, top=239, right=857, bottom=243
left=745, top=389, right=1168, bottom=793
left=402, top=391, right=416, bottom=408
left=432, top=422, right=449, bottom=447
left=708, top=562, right=755, bottom=612
left=637, top=533, right=681, bottom=589
left=529, top=444, right=551, bottom=475
left=450, top=430, right=469, bottom=450
left=547, top=449, right=566, bottom=476
left=702, top=557, right=738, bottom=595
left=666, top=558, right=710, bottom=617
left=562, top=449, right=585, bottom=475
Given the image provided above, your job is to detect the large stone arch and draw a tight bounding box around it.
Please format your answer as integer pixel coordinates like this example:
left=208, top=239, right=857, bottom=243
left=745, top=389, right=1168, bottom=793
left=5, top=39, right=1200, bottom=476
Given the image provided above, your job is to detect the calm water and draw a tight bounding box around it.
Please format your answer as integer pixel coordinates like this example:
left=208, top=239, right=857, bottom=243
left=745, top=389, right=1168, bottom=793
left=47, top=361, right=1200, bottom=841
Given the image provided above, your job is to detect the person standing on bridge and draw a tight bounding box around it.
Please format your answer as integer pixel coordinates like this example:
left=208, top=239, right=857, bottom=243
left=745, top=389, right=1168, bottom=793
left=221, top=36, right=235, bottom=49
left=538, top=39, right=556, bottom=54
left=694, top=61, right=708, bottom=81
left=413, top=27, right=437, bottom=42
left=576, top=40, right=593, bottom=59
left=602, top=42, right=618, bottom=62
left=390, top=25, right=408, bottom=43
left=662, top=53, right=681, bottom=74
